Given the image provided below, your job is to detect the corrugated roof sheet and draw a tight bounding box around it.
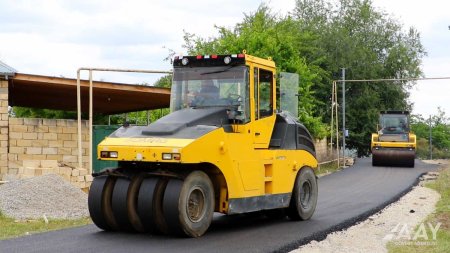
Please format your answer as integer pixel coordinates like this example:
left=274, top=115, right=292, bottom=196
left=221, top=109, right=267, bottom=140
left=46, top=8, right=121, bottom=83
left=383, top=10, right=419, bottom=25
left=0, top=60, right=17, bottom=76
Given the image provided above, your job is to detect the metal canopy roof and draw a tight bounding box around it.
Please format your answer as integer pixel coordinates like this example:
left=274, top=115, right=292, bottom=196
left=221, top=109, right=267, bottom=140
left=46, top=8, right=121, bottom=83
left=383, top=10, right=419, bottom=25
left=8, top=73, right=171, bottom=115
left=0, top=61, right=17, bottom=78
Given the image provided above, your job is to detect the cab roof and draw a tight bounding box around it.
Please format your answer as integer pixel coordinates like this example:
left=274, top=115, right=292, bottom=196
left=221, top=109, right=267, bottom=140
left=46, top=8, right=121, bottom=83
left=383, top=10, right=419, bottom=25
left=380, top=111, right=410, bottom=115
left=173, top=54, right=275, bottom=68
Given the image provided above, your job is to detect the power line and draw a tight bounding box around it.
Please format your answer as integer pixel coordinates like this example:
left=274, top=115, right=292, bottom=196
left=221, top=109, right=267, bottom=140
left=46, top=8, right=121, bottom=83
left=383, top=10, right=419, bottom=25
left=334, top=76, right=450, bottom=83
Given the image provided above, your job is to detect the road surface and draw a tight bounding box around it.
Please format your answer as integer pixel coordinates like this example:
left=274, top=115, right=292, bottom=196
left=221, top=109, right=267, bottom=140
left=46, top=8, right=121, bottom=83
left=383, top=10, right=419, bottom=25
left=0, top=158, right=437, bottom=253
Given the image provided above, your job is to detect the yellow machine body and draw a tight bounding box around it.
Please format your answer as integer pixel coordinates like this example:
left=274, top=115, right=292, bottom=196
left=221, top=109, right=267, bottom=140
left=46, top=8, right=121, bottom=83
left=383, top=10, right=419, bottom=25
left=371, top=133, right=416, bottom=149
left=97, top=54, right=317, bottom=218
left=371, top=111, right=416, bottom=167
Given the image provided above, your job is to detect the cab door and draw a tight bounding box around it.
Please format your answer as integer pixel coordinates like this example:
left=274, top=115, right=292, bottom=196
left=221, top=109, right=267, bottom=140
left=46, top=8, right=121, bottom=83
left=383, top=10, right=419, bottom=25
left=252, top=67, right=276, bottom=148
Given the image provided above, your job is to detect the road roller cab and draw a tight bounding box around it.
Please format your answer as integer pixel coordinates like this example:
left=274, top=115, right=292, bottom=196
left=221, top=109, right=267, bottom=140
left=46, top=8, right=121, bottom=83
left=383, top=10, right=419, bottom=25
left=89, top=53, right=319, bottom=237
left=371, top=111, right=416, bottom=167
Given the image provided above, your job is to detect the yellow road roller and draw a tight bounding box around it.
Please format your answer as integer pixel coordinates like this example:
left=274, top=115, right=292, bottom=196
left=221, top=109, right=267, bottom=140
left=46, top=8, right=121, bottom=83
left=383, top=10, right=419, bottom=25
left=371, top=111, right=416, bottom=167
left=88, top=53, right=318, bottom=237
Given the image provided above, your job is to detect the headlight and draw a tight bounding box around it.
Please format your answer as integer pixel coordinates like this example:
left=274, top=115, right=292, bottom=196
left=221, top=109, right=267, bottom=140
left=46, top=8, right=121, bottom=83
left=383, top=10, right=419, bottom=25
left=162, top=153, right=172, bottom=160
left=100, top=151, right=118, bottom=158
left=162, top=153, right=181, bottom=160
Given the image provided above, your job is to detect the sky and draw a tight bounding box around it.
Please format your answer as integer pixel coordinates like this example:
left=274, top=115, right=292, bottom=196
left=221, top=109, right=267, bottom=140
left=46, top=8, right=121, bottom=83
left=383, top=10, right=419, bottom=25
left=0, top=0, right=448, bottom=119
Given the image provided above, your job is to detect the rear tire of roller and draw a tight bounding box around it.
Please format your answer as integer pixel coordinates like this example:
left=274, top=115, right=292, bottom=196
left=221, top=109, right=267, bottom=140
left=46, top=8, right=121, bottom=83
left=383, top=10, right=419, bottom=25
left=287, top=167, right=318, bottom=221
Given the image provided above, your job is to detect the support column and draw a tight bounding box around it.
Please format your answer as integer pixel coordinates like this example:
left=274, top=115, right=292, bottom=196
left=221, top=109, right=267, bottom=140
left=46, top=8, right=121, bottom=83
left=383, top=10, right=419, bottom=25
left=0, top=79, right=9, bottom=180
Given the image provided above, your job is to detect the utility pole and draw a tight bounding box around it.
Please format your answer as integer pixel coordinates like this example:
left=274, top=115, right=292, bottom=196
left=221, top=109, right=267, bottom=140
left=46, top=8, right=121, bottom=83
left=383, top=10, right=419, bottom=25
left=342, top=68, right=346, bottom=167
left=429, top=115, right=433, bottom=159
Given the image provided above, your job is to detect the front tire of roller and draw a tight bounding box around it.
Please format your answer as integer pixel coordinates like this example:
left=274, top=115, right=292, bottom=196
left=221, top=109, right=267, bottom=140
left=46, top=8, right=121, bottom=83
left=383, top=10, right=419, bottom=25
left=110, top=175, right=147, bottom=233
left=111, top=178, right=135, bottom=231
left=164, top=171, right=214, bottom=237
left=126, top=174, right=146, bottom=232
left=137, top=177, right=168, bottom=234
left=88, top=176, right=119, bottom=231
left=372, top=153, right=379, bottom=167
left=287, top=167, right=318, bottom=221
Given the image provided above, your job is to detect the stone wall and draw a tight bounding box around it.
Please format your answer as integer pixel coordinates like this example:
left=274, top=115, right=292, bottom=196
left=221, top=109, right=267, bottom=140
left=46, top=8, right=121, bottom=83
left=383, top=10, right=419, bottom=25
left=2, top=115, right=91, bottom=189
left=314, top=138, right=338, bottom=163
left=8, top=117, right=89, bottom=169
left=0, top=80, right=8, bottom=177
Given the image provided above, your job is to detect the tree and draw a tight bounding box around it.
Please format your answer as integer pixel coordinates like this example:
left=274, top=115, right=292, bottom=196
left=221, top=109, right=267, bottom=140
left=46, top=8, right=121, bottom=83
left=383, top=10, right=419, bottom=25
left=181, top=5, right=328, bottom=138
left=12, top=107, right=78, bottom=119
left=411, top=108, right=450, bottom=159
left=294, top=0, right=426, bottom=156
left=153, top=74, right=172, bottom=88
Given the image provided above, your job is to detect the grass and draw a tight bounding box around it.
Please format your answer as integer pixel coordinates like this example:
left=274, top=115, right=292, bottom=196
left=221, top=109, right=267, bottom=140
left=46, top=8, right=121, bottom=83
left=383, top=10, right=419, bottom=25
left=0, top=213, right=92, bottom=240
left=387, top=162, right=450, bottom=253
left=317, top=160, right=342, bottom=176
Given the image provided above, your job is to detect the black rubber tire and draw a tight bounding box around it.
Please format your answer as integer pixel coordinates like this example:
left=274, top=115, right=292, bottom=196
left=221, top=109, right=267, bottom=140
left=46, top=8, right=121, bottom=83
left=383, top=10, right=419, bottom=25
left=127, top=174, right=146, bottom=232
left=287, top=167, right=318, bottom=221
left=88, top=176, right=119, bottom=231
left=163, top=171, right=214, bottom=237
left=372, top=155, right=378, bottom=167
left=153, top=178, right=170, bottom=234
left=409, top=159, right=415, bottom=168
left=163, top=179, right=184, bottom=235
left=111, top=178, right=135, bottom=231
left=137, top=177, right=159, bottom=232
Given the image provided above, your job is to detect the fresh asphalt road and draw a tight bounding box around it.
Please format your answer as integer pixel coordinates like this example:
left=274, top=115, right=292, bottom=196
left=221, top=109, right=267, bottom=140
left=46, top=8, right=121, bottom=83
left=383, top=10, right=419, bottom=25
left=0, top=158, right=437, bottom=253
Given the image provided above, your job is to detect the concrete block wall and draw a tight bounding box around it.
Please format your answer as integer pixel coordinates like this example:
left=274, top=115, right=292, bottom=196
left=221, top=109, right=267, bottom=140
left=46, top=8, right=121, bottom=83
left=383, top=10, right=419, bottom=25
left=0, top=80, right=8, bottom=177
left=314, top=138, right=337, bottom=163
left=2, top=115, right=91, bottom=188
left=8, top=117, right=90, bottom=169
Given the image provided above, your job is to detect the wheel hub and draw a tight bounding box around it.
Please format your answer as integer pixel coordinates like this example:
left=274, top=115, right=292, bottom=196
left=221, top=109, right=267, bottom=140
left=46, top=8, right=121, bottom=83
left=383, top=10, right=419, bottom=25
left=300, top=180, right=312, bottom=208
left=186, top=187, right=206, bottom=222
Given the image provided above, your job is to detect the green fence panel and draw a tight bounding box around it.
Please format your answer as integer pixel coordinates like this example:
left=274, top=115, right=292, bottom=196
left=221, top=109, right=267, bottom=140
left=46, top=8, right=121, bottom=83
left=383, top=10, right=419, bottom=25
left=92, top=125, right=120, bottom=173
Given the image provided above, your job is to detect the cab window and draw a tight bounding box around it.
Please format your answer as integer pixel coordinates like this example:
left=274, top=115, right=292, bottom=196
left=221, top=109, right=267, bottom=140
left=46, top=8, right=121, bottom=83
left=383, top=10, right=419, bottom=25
left=258, top=69, right=273, bottom=118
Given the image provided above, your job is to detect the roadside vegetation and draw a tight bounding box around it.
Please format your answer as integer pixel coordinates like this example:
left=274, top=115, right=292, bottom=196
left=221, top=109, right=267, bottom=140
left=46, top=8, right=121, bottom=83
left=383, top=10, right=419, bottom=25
left=317, top=160, right=341, bottom=176
left=0, top=213, right=91, bottom=240
left=387, top=163, right=450, bottom=252
left=411, top=108, right=450, bottom=159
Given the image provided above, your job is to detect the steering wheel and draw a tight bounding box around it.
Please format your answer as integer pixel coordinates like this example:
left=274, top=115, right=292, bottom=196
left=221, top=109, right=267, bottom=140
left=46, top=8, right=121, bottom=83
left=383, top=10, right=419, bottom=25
left=227, top=94, right=242, bottom=106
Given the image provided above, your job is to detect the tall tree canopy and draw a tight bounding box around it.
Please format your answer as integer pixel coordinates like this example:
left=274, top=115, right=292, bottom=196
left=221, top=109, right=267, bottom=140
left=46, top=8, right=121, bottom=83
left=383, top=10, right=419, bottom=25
left=182, top=0, right=425, bottom=155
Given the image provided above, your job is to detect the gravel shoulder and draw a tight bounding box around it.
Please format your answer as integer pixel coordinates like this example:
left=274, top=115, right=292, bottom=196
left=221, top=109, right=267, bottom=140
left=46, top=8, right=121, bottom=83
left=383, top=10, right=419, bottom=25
left=291, top=160, right=447, bottom=253
left=0, top=174, right=89, bottom=220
